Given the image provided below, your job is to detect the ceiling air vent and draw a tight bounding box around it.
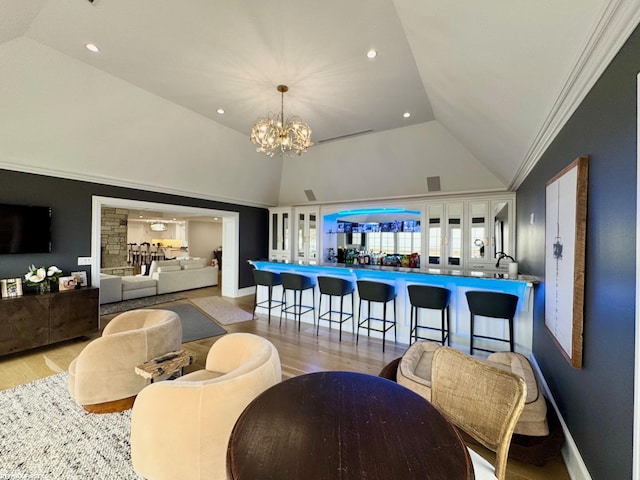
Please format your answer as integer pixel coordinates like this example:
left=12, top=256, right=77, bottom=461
left=426, top=176, right=441, bottom=192
left=304, top=189, right=317, bottom=201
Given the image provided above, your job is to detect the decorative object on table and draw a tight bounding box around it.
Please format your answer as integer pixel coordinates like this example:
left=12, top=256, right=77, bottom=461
left=58, top=276, right=78, bottom=291
left=134, top=349, right=194, bottom=382
left=1, top=278, right=23, bottom=298
left=24, top=264, right=62, bottom=293
left=544, top=155, right=588, bottom=369
left=71, top=270, right=88, bottom=286
left=250, top=84, right=313, bottom=158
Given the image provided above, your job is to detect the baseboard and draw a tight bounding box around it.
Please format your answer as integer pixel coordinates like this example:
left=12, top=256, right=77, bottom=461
left=529, top=354, right=593, bottom=480
left=236, top=286, right=255, bottom=298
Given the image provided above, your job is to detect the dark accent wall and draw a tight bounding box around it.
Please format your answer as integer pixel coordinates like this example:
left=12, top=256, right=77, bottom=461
left=516, top=26, right=639, bottom=478
left=0, top=169, right=268, bottom=290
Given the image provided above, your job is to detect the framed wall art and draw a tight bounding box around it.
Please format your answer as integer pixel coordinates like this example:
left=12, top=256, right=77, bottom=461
left=544, top=155, right=588, bottom=369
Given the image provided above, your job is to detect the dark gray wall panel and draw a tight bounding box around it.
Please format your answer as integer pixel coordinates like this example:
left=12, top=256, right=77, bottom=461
left=516, top=25, right=638, bottom=479
left=0, top=169, right=268, bottom=290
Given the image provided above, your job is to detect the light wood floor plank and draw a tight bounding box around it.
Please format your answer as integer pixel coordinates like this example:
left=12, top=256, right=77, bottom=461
left=0, top=284, right=569, bottom=480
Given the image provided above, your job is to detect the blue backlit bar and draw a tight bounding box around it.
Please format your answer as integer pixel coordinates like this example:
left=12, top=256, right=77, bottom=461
left=250, top=260, right=537, bottom=355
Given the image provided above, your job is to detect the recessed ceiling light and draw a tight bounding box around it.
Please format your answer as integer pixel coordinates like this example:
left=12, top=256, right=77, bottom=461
left=367, top=49, right=377, bottom=59
left=85, top=43, right=100, bottom=53
left=403, top=112, right=411, bottom=118
left=217, top=108, right=225, bottom=115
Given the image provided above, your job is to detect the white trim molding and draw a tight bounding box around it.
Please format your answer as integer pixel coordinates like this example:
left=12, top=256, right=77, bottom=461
left=529, top=354, right=593, bottom=480
left=91, top=196, right=240, bottom=298
left=511, top=0, right=640, bottom=189
left=0, top=160, right=274, bottom=209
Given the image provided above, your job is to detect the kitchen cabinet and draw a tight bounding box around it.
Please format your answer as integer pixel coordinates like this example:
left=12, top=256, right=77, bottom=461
left=269, top=207, right=294, bottom=262
left=424, top=195, right=514, bottom=271
left=294, top=207, right=319, bottom=263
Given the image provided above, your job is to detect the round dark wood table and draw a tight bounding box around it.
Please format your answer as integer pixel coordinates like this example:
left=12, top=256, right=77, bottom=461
left=227, top=371, right=473, bottom=479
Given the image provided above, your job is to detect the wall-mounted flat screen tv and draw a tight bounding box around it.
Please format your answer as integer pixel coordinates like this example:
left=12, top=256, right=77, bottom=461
left=0, top=204, right=52, bottom=254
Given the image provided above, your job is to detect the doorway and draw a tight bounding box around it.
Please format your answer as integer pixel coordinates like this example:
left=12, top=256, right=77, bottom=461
left=91, top=196, right=240, bottom=298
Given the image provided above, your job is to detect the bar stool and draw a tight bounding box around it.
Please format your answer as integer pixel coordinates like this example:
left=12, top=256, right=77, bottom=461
left=465, top=290, right=519, bottom=354
left=356, top=280, right=397, bottom=352
left=252, top=270, right=283, bottom=324
left=280, top=272, right=316, bottom=331
left=316, top=276, right=355, bottom=341
left=407, top=284, right=451, bottom=346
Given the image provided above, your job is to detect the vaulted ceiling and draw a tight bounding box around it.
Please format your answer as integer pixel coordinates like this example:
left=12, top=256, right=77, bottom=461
left=0, top=0, right=638, bottom=207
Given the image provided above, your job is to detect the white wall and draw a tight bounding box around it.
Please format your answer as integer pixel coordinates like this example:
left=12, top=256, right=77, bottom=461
left=187, top=221, right=222, bottom=263
left=0, top=37, right=282, bottom=207
left=278, top=121, right=506, bottom=205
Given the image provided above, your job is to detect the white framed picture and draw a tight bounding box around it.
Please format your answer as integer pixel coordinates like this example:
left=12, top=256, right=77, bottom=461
left=71, top=271, right=88, bottom=287
left=58, top=276, right=78, bottom=291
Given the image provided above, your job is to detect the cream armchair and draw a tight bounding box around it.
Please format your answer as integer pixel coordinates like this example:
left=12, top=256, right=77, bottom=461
left=68, top=309, right=182, bottom=413
left=130, top=332, right=282, bottom=480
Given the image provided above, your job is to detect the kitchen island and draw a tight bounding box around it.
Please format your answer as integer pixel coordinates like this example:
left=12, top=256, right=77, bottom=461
left=250, top=260, right=537, bottom=355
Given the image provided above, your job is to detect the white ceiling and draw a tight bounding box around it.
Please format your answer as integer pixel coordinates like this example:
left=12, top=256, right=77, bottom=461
left=1, top=0, right=639, bottom=206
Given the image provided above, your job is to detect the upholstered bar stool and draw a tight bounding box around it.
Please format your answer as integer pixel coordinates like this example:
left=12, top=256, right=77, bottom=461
left=356, top=280, right=397, bottom=352
left=252, top=270, right=283, bottom=324
left=465, top=290, right=519, bottom=354
left=316, top=276, right=355, bottom=341
left=407, top=284, right=451, bottom=346
left=280, top=272, right=316, bottom=331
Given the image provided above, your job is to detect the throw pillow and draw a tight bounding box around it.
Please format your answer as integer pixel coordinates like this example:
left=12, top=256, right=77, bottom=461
left=157, top=265, right=181, bottom=273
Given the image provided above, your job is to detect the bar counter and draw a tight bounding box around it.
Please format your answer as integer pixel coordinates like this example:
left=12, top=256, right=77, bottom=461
left=250, top=260, right=537, bottom=355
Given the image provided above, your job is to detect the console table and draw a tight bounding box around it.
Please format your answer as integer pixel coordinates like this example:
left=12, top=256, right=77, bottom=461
left=0, top=287, right=99, bottom=356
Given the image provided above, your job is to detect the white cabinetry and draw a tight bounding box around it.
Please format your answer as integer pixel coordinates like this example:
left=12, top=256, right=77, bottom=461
left=268, top=207, right=293, bottom=262
left=294, top=207, right=319, bottom=264
left=423, top=201, right=464, bottom=268
left=466, top=198, right=514, bottom=270
left=423, top=195, right=514, bottom=271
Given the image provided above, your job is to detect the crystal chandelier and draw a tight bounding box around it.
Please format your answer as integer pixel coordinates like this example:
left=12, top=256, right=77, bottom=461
left=250, top=85, right=313, bottom=158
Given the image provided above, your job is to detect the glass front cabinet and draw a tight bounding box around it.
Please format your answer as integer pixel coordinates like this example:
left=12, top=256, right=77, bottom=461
left=270, top=194, right=514, bottom=270
left=423, top=195, right=514, bottom=271
left=268, top=207, right=293, bottom=262
left=423, top=201, right=464, bottom=268
left=294, top=207, right=319, bottom=264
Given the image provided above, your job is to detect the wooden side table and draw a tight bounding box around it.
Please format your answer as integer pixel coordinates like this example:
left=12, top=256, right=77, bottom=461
left=227, top=371, right=473, bottom=479
left=135, top=349, right=194, bottom=383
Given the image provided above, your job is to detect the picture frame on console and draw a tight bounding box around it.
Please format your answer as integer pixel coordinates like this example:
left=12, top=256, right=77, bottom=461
left=71, top=271, right=88, bottom=287
left=1, top=278, right=23, bottom=298
left=58, top=276, right=78, bottom=291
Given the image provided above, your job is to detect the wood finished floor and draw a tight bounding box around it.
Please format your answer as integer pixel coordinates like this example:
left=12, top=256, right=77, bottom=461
left=0, top=284, right=569, bottom=480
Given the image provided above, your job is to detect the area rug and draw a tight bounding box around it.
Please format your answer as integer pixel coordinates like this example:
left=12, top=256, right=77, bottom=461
left=0, top=372, right=141, bottom=479
left=100, top=293, right=185, bottom=316
left=189, top=296, right=255, bottom=325
left=160, top=303, right=227, bottom=342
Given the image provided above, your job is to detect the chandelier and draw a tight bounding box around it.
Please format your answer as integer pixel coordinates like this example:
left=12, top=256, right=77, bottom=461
left=250, top=85, right=313, bottom=158
left=150, top=222, right=167, bottom=232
